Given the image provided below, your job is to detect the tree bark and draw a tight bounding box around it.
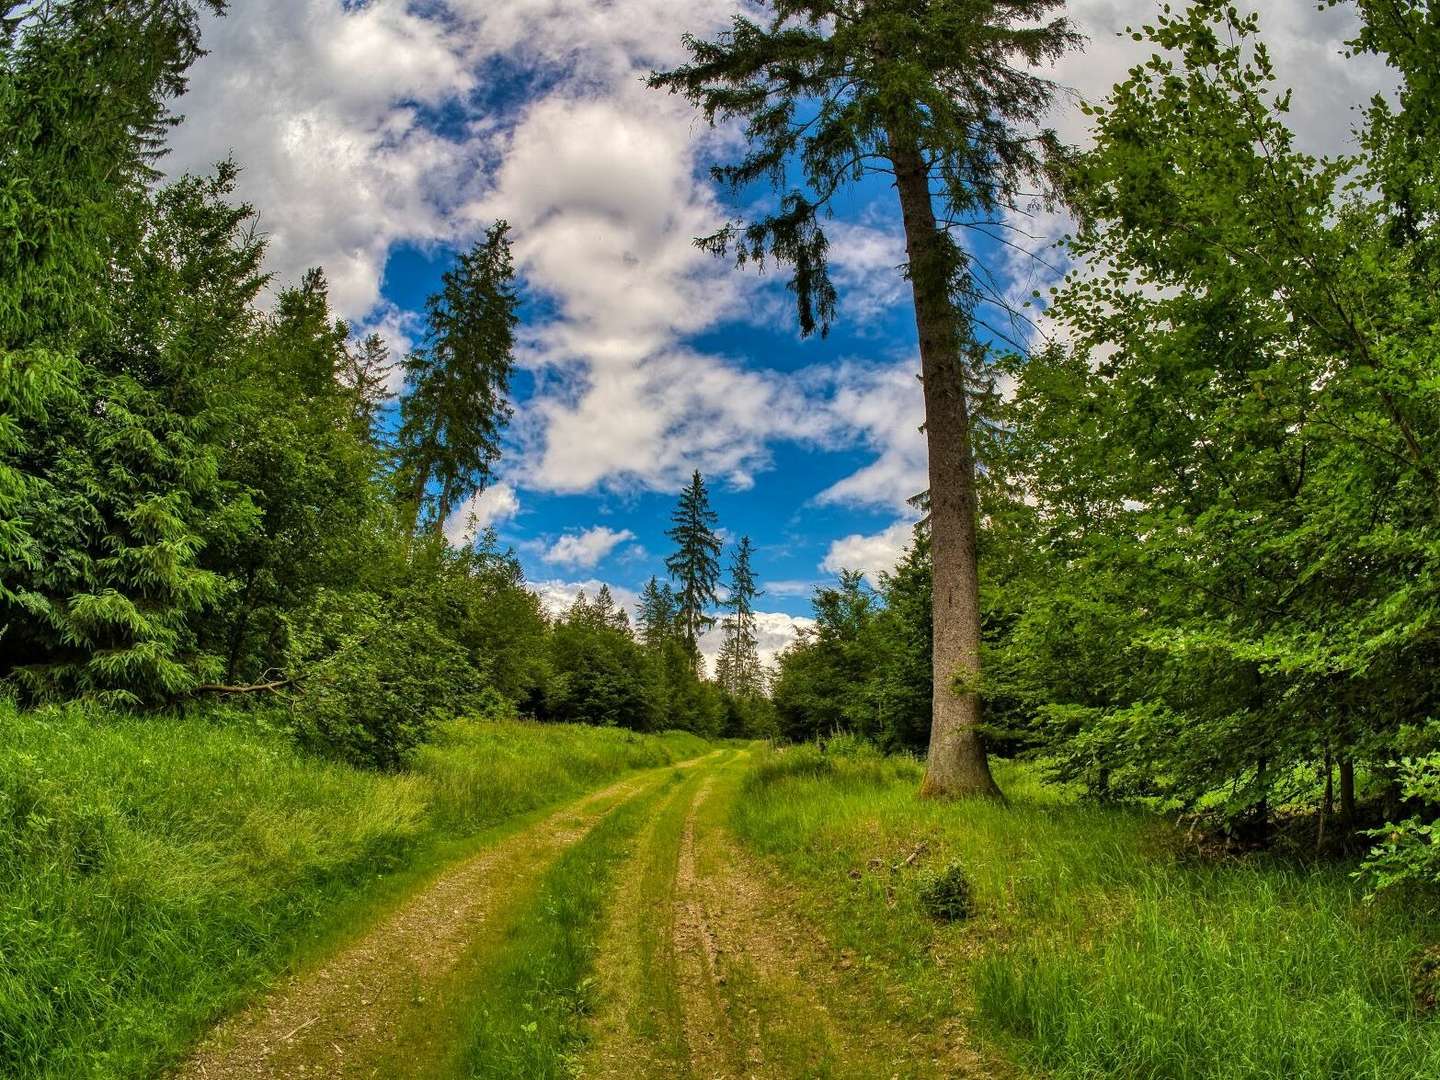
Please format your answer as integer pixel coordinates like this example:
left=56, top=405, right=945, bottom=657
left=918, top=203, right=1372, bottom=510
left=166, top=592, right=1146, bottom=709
left=1339, top=758, right=1356, bottom=824
left=1317, top=750, right=1333, bottom=852
left=888, top=130, right=1002, bottom=800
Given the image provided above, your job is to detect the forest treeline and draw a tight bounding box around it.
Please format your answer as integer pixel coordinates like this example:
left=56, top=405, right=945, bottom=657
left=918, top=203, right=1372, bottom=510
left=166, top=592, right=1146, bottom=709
left=6, top=0, right=1440, bottom=894
left=0, top=1, right=774, bottom=771
left=764, top=0, right=1440, bottom=892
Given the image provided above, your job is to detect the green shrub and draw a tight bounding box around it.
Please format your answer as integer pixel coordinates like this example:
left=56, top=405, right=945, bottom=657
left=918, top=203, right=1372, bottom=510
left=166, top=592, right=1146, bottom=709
left=288, top=590, right=480, bottom=769
left=1362, top=753, right=1440, bottom=895
left=917, top=862, right=975, bottom=922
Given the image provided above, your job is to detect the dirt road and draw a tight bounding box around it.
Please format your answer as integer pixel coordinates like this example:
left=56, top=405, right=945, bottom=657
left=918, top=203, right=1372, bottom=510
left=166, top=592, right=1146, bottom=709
left=175, top=749, right=995, bottom=1079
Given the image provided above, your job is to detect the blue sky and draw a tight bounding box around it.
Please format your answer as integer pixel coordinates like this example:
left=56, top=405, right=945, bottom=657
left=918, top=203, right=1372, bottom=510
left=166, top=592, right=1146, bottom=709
left=162, top=0, right=1388, bottom=665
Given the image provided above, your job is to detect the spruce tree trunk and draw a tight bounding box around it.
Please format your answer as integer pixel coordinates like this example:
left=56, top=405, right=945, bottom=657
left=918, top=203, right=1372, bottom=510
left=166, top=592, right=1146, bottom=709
left=1339, top=758, right=1356, bottom=824
left=889, top=131, right=1002, bottom=800
left=405, top=461, right=431, bottom=537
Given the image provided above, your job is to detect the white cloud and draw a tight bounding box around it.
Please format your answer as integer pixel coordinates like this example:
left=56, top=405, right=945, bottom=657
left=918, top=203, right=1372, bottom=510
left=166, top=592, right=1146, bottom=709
left=828, top=219, right=910, bottom=324
left=443, top=482, right=521, bottom=545
left=167, top=1, right=478, bottom=318
left=698, top=610, right=816, bottom=676
left=814, top=361, right=928, bottom=512
left=468, top=82, right=836, bottom=495
left=162, top=0, right=1397, bottom=509
left=532, top=578, right=643, bottom=620
left=543, top=526, right=636, bottom=570
left=821, top=520, right=917, bottom=585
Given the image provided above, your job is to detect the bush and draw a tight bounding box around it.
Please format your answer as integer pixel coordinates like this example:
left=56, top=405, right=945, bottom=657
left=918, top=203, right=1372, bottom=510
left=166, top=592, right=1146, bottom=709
left=288, top=591, right=481, bottom=769
left=1361, top=753, right=1440, bottom=895
left=917, top=862, right=976, bottom=922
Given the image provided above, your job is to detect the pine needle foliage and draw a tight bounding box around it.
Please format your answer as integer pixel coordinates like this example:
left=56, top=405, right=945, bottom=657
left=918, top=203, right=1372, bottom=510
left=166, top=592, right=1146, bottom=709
left=396, top=222, right=519, bottom=534
left=664, top=470, right=723, bottom=660
left=715, top=535, right=765, bottom=697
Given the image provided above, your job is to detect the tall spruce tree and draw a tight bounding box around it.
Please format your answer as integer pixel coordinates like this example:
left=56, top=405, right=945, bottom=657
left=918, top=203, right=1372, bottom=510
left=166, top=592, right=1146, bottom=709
left=637, top=576, right=680, bottom=651
left=664, top=470, right=722, bottom=662
left=338, top=332, right=394, bottom=444
left=1, top=0, right=240, bottom=701
left=716, top=536, right=764, bottom=696
left=395, top=222, right=518, bottom=535
left=652, top=1, right=1080, bottom=796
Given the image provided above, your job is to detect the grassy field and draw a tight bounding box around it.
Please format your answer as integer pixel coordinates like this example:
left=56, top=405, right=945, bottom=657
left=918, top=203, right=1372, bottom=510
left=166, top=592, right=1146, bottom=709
left=0, top=699, right=706, bottom=1080
left=732, top=741, right=1440, bottom=1080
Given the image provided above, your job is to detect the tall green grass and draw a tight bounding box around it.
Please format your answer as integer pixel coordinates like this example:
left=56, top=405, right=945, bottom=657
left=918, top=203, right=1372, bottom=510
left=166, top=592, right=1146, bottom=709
left=0, top=699, right=705, bottom=1079
left=454, top=777, right=671, bottom=1079
left=733, top=744, right=1440, bottom=1080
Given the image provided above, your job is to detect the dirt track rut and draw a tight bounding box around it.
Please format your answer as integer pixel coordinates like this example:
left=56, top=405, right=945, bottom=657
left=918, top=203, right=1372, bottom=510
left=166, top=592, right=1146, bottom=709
left=176, top=766, right=668, bottom=1079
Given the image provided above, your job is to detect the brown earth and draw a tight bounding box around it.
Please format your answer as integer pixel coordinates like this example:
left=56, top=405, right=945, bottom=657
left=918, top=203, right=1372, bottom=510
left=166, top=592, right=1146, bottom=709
left=175, top=766, right=670, bottom=1080
left=583, top=755, right=1001, bottom=1080
left=174, top=749, right=1001, bottom=1080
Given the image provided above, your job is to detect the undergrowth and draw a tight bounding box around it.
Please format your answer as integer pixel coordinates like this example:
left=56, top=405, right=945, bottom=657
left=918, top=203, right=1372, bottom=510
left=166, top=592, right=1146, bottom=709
left=0, top=699, right=705, bottom=1079
left=733, top=743, right=1440, bottom=1079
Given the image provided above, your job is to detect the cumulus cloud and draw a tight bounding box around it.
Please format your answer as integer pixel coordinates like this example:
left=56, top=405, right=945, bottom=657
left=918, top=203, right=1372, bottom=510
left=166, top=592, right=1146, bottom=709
left=828, top=219, right=910, bottom=325
left=468, top=82, right=835, bottom=495
left=814, top=361, right=928, bottom=512
left=821, top=520, right=917, bottom=585
left=452, top=0, right=735, bottom=81
left=532, top=578, right=643, bottom=620
left=543, top=526, right=636, bottom=570
left=443, top=482, right=521, bottom=545
left=698, top=610, right=816, bottom=676
left=163, top=0, right=1397, bottom=533
left=167, top=1, right=478, bottom=318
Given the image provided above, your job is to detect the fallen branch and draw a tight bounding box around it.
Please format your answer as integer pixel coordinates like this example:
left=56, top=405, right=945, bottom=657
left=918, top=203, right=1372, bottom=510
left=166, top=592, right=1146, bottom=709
left=892, top=840, right=929, bottom=872
left=280, top=1015, right=319, bottom=1042
left=192, top=679, right=290, bottom=695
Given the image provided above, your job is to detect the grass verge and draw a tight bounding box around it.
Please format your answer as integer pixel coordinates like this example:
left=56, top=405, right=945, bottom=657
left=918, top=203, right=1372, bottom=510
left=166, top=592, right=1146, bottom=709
left=733, top=741, right=1440, bottom=1080
left=580, top=761, right=718, bottom=1079
left=451, top=774, right=679, bottom=1078
left=0, top=699, right=706, bottom=1079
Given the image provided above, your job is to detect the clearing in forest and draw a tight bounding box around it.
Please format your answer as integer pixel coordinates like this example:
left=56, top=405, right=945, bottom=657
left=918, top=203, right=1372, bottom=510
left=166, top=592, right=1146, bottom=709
left=175, top=747, right=1002, bottom=1079
left=581, top=751, right=1002, bottom=1080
